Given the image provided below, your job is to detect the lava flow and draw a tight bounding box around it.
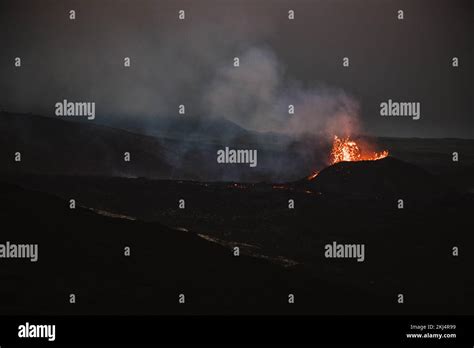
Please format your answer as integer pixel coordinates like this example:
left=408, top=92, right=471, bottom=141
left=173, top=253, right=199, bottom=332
left=330, top=135, right=388, bottom=164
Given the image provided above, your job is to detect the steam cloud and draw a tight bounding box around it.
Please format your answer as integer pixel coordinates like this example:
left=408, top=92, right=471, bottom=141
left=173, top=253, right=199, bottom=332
left=0, top=1, right=361, bottom=140
left=0, top=1, right=364, bottom=181
left=205, top=46, right=360, bottom=138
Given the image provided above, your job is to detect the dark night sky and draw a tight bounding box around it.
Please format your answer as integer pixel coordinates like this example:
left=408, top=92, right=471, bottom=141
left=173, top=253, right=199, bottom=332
left=0, top=0, right=472, bottom=138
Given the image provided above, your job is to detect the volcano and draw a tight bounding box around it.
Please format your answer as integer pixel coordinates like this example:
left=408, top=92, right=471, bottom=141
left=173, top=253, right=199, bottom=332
left=304, top=156, right=444, bottom=199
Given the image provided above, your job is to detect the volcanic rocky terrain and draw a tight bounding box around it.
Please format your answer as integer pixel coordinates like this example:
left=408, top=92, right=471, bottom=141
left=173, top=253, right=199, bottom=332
left=0, top=112, right=473, bottom=315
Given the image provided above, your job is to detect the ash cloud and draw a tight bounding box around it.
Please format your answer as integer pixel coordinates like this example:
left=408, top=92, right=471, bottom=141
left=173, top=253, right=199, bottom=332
left=0, top=0, right=360, bottom=140
left=0, top=1, right=365, bottom=181
left=204, top=45, right=360, bottom=139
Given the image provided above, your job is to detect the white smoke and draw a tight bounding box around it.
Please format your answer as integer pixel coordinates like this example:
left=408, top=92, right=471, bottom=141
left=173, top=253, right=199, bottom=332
left=204, top=46, right=361, bottom=139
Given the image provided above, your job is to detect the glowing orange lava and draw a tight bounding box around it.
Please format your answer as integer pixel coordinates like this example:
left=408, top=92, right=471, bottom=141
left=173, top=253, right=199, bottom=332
left=330, top=135, right=388, bottom=164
